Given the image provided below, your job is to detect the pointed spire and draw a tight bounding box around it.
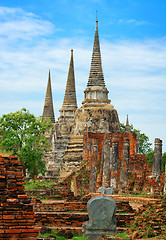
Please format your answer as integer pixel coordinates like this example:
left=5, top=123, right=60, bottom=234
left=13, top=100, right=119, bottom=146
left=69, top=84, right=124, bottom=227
left=61, top=49, right=77, bottom=109
left=87, top=19, right=105, bottom=87
left=125, top=115, right=131, bottom=133
left=42, top=70, right=55, bottom=123
left=126, top=115, right=129, bottom=126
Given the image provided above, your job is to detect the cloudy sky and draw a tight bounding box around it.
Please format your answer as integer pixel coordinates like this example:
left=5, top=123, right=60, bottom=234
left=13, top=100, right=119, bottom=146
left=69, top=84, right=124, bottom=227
left=0, top=0, right=165, bottom=150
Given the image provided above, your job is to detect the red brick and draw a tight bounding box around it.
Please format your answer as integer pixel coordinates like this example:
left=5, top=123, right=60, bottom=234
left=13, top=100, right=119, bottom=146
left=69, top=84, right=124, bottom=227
left=18, top=194, right=27, bottom=199
left=6, top=229, right=21, bottom=234
left=21, top=229, right=39, bottom=233
left=0, top=155, right=39, bottom=239
left=3, top=215, right=15, bottom=220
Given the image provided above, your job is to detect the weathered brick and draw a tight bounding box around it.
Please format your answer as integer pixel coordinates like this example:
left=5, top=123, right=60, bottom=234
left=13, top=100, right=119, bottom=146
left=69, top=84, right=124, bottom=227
left=6, top=229, right=21, bottom=234
left=0, top=155, right=39, bottom=239
left=3, top=215, right=15, bottom=220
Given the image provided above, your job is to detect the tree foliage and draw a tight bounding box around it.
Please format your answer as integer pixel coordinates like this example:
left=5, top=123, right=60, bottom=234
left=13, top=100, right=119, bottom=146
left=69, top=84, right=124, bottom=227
left=0, top=108, right=52, bottom=179
left=146, top=150, right=154, bottom=165
left=120, top=123, right=152, bottom=154
left=146, top=150, right=166, bottom=173
left=120, top=123, right=166, bottom=171
left=162, top=152, right=166, bottom=173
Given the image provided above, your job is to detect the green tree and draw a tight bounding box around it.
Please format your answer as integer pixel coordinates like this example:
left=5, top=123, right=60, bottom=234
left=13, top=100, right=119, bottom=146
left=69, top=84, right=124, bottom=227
left=120, top=123, right=152, bottom=154
left=0, top=108, right=52, bottom=179
left=146, top=151, right=166, bottom=173
left=162, top=152, right=166, bottom=173
left=146, top=150, right=154, bottom=165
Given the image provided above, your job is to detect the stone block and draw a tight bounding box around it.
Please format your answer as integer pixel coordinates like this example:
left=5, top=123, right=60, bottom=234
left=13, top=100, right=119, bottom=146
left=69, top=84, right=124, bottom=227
left=105, top=187, right=113, bottom=195
left=82, top=194, right=117, bottom=239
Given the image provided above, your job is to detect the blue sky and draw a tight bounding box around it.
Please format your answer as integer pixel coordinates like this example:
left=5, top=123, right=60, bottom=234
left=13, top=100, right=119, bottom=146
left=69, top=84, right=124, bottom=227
left=0, top=0, right=166, bottom=150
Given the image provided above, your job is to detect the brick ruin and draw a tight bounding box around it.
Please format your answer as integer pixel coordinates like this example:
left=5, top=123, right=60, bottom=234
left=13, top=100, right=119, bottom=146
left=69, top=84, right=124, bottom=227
left=86, top=134, right=165, bottom=195
left=40, top=19, right=166, bottom=197
left=0, top=155, right=39, bottom=239
left=42, top=19, right=121, bottom=180
left=0, top=154, right=165, bottom=238
left=58, top=133, right=165, bottom=197
left=83, top=132, right=148, bottom=193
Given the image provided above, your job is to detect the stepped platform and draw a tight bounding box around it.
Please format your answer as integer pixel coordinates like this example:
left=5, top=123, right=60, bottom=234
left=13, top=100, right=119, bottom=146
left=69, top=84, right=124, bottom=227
left=60, top=136, right=84, bottom=178
left=63, top=136, right=83, bottom=158
left=35, top=211, right=134, bottom=228
left=33, top=198, right=135, bottom=234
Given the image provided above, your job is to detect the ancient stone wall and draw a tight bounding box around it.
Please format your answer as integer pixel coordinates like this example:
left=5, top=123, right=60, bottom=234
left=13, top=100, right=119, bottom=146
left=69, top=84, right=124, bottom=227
left=82, top=132, right=153, bottom=194
left=0, top=155, right=39, bottom=239
left=58, top=132, right=165, bottom=196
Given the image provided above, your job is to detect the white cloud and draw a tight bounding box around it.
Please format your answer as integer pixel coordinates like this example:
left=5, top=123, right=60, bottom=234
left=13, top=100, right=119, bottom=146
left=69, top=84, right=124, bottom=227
left=118, top=18, right=150, bottom=26
left=0, top=6, right=55, bottom=41
left=102, top=39, right=166, bottom=91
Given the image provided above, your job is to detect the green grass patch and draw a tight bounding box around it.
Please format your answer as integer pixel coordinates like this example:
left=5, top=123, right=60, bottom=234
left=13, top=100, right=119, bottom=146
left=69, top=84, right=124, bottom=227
left=72, top=235, right=87, bottom=240
left=0, top=149, right=13, bottom=157
left=24, top=180, right=58, bottom=190
left=115, top=231, right=128, bottom=239
left=38, top=231, right=66, bottom=239
left=38, top=230, right=88, bottom=240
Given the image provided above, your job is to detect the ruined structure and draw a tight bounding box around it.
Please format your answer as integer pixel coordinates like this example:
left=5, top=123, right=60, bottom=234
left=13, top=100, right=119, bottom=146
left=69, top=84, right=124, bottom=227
left=0, top=155, right=39, bottom=239
left=43, top=49, right=77, bottom=179
left=61, top=21, right=120, bottom=177
left=41, top=19, right=165, bottom=195
left=80, top=132, right=147, bottom=194
left=72, top=20, right=120, bottom=136
left=43, top=20, right=121, bottom=179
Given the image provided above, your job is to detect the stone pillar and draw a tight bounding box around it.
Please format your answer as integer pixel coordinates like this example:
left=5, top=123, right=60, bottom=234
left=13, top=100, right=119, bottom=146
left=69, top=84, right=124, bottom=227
left=152, top=138, right=162, bottom=180
left=120, top=137, right=130, bottom=191
left=102, top=138, right=111, bottom=188
left=89, top=141, right=98, bottom=193
left=110, top=136, right=119, bottom=192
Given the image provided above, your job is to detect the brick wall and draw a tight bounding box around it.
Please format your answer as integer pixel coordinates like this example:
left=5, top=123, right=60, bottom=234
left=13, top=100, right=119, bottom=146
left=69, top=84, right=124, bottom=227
left=0, top=155, right=39, bottom=239
left=56, top=132, right=164, bottom=196
left=81, top=132, right=164, bottom=195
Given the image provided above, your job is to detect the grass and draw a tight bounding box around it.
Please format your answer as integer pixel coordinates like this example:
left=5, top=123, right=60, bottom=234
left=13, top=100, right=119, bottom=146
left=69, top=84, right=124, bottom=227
left=72, top=235, right=87, bottom=240
left=115, top=231, right=166, bottom=239
left=24, top=179, right=58, bottom=190
left=115, top=231, right=128, bottom=239
left=38, top=231, right=66, bottom=239
left=39, top=229, right=166, bottom=240
left=38, top=230, right=87, bottom=240
left=0, top=149, right=13, bottom=157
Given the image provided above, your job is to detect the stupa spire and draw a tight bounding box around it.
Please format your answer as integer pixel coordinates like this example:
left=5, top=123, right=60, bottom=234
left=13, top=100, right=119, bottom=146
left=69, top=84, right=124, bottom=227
left=62, top=49, right=77, bottom=109
left=87, top=19, right=105, bottom=87
left=59, top=50, right=77, bottom=119
left=42, top=70, right=55, bottom=123
left=125, top=115, right=131, bottom=133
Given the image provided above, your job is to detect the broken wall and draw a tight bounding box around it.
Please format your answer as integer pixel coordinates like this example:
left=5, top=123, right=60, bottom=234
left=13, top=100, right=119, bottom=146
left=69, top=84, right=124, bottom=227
left=0, top=155, right=39, bottom=239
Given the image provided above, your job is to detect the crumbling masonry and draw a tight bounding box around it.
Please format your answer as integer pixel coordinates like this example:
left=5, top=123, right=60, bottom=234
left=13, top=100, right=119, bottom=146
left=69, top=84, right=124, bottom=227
left=0, top=155, right=39, bottom=239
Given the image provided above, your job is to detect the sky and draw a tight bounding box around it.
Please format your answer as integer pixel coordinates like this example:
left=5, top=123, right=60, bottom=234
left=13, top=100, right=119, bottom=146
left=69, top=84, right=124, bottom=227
left=0, top=0, right=166, bottom=151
